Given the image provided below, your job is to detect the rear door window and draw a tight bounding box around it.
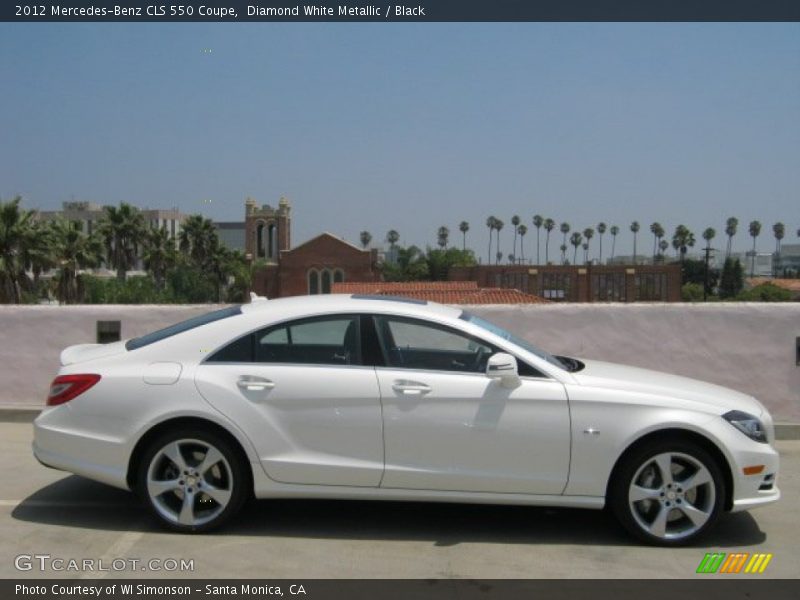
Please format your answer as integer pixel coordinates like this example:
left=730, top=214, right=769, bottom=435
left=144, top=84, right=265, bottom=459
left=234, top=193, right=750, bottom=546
left=256, top=316, right=360, bottom=366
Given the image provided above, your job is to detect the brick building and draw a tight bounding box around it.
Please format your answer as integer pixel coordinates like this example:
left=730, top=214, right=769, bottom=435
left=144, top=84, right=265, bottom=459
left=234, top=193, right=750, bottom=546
left=448, top=264, right=682, bottom=302
left=246, top=197, right=379, bottom=298
left=240, top=196, right=681, bottom=303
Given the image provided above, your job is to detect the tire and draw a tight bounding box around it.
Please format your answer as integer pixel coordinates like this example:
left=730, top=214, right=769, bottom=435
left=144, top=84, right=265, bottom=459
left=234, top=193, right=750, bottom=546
left=137, top=428, right=250, bottom=533
left=609, top=439, right=726, bottom=546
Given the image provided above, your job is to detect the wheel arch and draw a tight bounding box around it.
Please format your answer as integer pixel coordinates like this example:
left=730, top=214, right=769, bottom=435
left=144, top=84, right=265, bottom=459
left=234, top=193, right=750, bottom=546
left=605, top=428, right=734, bottom=511
left=126, top=416, right=254, bottom=494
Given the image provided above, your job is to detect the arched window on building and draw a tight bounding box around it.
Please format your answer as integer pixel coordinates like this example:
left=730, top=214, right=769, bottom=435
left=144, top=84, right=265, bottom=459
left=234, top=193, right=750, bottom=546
left=308, top=269, right=319, bottom=295
left=333, top=269, right=344, bottom=284
left=321, top=269, right=332, bottom=294
left=256, top=222, right=266, bottom=258
left=267, top=223, right=277, bottom=259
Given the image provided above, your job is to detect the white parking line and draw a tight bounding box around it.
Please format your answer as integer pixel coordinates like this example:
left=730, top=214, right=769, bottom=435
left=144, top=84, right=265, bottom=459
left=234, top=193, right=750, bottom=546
left=81, top=525, right=148, bottom=580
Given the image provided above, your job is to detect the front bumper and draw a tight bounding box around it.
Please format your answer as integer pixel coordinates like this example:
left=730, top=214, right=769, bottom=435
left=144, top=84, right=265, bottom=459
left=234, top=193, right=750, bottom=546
left=726, top=435, right=780, bottom=512
left=729, top=446, right=780, bottom=512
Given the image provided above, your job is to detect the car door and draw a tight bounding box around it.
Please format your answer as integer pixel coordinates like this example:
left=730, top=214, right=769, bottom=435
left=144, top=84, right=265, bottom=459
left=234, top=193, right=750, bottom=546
left=371, top=315, right=570, bottom=495
left=194, top=314, right=384, bottom=487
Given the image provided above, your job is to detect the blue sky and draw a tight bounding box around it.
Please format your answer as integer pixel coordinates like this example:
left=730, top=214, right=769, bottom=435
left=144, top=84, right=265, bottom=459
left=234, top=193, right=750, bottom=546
left=1, top=23, right=798, bottom=258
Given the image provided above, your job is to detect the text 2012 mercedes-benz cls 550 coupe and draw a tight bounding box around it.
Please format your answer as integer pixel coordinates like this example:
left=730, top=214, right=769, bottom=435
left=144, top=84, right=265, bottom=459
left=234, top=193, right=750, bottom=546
left=33, top=294, right=780, bottom=544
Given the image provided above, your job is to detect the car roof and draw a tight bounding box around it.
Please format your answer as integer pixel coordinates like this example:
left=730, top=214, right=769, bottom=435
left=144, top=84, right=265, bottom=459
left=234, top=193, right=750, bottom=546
left=239, top=293, right=463, bottom=320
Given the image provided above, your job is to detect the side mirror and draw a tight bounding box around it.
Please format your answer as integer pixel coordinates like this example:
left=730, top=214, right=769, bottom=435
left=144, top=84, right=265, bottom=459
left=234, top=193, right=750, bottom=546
left=486, top=352, right=520, bottom=387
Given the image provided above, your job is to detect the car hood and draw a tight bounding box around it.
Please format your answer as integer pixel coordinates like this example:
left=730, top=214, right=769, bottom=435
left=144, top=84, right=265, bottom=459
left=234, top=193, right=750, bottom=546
left=571, top=359, right=765, bottom=416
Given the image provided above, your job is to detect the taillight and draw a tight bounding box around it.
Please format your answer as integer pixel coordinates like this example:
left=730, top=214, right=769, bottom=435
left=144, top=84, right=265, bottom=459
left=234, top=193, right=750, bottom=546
left=47, top=374, right=101, bottom=406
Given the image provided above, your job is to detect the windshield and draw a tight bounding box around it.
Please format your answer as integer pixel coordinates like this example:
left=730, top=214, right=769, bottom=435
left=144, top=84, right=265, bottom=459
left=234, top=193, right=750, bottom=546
left=460, top=312, right=566, bottom=370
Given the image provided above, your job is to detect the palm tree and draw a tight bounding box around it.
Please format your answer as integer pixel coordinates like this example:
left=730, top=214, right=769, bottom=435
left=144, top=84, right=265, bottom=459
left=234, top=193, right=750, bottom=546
left=359, top=231, right=372, bottom=249
left=650, top=222, right=662, bottom=259
left=7, top=207, right=55, bottom=300
left=630, top=221, right=640, bottom=264
left=437, top=226, right=449, bottom=249
left=672, top=225, right=696, bottom=263
left=543, top=218, right=555, bottom=264
left=205, top=239, right=233, bottom=302
left=387, top=245, right=428, bottom=281
left=485, top=216, right=496, bottom=263
left=223, top=249, right=253, bottom=303
left=771, top=222, right=784, bottom=254
left=559, top=222, right=570, bottom=264
left=701, top=228, right=716, bottom=300
left=50, top=219, right=103, bottom=304
left=582, top=228, right=594, bottom=264
left=702, top=227, right=716, bottom=249
left=510, top=215, right=520, bottom=260
left=459, top=221, right=469, bottom=251
left=582, top=242, right=589, bottom=264
left=517, top=224, right=528, bottom=263
left=98, top=203, right=145, bottom=282
left=659, top=239, right=669, bottom=256
left=654, top=223, right=666, bottom=259
left=532, top=214, right=543, bottom=264
left=773, top=222, right=785, bottom=275
left=0, top=196, right=39, bottom=304
left=20, top=219, right=55, bottom=290
left=609, top=225, right=619, bottom=260
left=386, top=229, right=400, bottom=252
left=725, top=217, right=738, bottom=258
left=143, top=226, right=177, bottom=291
left=494, top=219, right=504, bottom=264
left=559, top=244, right=568, bottom=264
left=748, top=220, right=761, bottom=277
left=597, top=222, right=607, bottom=264
left=570, top=232, right=583, bottom=264
left=179, top=214, right=217, bottom=267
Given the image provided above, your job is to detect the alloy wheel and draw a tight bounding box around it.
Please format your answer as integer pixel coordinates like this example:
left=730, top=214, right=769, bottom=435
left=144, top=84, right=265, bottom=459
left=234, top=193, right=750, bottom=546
left=146, top=438, right=234, bottom=528
left=627, top=451, right=716, bottom=541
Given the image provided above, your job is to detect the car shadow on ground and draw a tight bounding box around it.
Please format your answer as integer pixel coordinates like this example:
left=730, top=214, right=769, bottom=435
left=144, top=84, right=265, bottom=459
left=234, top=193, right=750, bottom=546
left=12, top=475, right=766, bottom=548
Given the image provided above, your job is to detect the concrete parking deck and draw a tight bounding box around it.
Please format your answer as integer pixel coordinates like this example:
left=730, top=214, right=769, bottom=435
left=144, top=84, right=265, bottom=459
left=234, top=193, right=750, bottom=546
left=0, top=423, right=797, bottom=579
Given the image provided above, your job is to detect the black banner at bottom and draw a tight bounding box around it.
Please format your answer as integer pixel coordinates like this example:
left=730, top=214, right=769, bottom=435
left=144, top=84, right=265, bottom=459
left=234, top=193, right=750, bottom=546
left=4, top=580, right=800, bottom=600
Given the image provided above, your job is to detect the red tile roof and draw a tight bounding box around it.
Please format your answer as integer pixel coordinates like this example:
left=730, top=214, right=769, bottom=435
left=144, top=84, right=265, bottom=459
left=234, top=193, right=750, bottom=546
left=747, top=278, right=800, bottom=292
left=333, top=281, right=479, bottom=292
left=331, top=281, right=548, bottom=304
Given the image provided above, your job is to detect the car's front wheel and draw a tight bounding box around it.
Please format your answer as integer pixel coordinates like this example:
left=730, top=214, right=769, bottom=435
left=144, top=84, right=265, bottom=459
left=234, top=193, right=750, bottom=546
left=610, top=439, right=725, bottom=546
left=137, top=429, right=249, bottom=532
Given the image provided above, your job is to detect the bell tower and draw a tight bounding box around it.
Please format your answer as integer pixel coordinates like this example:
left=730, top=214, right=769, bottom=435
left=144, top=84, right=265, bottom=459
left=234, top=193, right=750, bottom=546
left=245, top=196, right=291, bottom=263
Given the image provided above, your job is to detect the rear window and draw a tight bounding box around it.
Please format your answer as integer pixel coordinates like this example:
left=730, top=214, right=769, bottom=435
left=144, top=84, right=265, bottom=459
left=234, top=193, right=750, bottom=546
left=125, top=306, right=242, bottom=351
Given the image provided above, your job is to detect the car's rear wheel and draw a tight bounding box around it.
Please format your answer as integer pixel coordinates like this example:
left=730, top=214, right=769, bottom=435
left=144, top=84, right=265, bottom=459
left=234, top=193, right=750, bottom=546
left=137, top=429, right=248, bottom=532
left=610, top=439, right=725, bottom=546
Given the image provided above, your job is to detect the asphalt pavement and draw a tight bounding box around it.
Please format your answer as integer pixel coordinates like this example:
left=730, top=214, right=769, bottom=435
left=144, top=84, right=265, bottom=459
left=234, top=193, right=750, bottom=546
left=0, top=422, right=797, bottom=579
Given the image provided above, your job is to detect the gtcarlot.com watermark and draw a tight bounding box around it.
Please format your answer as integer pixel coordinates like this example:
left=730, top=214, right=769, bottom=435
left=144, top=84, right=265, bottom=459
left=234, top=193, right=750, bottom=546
left=14, top=553, right=195, bottom=573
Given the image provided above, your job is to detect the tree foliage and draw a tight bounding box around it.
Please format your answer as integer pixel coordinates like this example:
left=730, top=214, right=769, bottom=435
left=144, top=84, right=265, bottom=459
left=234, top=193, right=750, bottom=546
left=737, top=282, right=791, bottom=302
left=718, top=258, right=744, bottom=299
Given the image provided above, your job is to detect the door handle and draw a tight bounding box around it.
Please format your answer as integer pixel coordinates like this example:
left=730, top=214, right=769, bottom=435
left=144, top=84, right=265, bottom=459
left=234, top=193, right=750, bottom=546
left=237, top=376, right=275, bottom=392
left=392, top=380, right=431, bottom=396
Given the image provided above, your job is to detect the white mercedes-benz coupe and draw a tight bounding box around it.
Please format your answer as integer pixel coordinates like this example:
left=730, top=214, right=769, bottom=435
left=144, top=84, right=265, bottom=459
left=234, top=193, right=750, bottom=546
left=34, top=294, right=779, bottom=544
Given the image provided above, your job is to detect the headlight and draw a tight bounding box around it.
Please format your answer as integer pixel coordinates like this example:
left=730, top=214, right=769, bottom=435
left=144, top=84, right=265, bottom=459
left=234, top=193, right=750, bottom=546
left=723, top=410, right=768, bottom=443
